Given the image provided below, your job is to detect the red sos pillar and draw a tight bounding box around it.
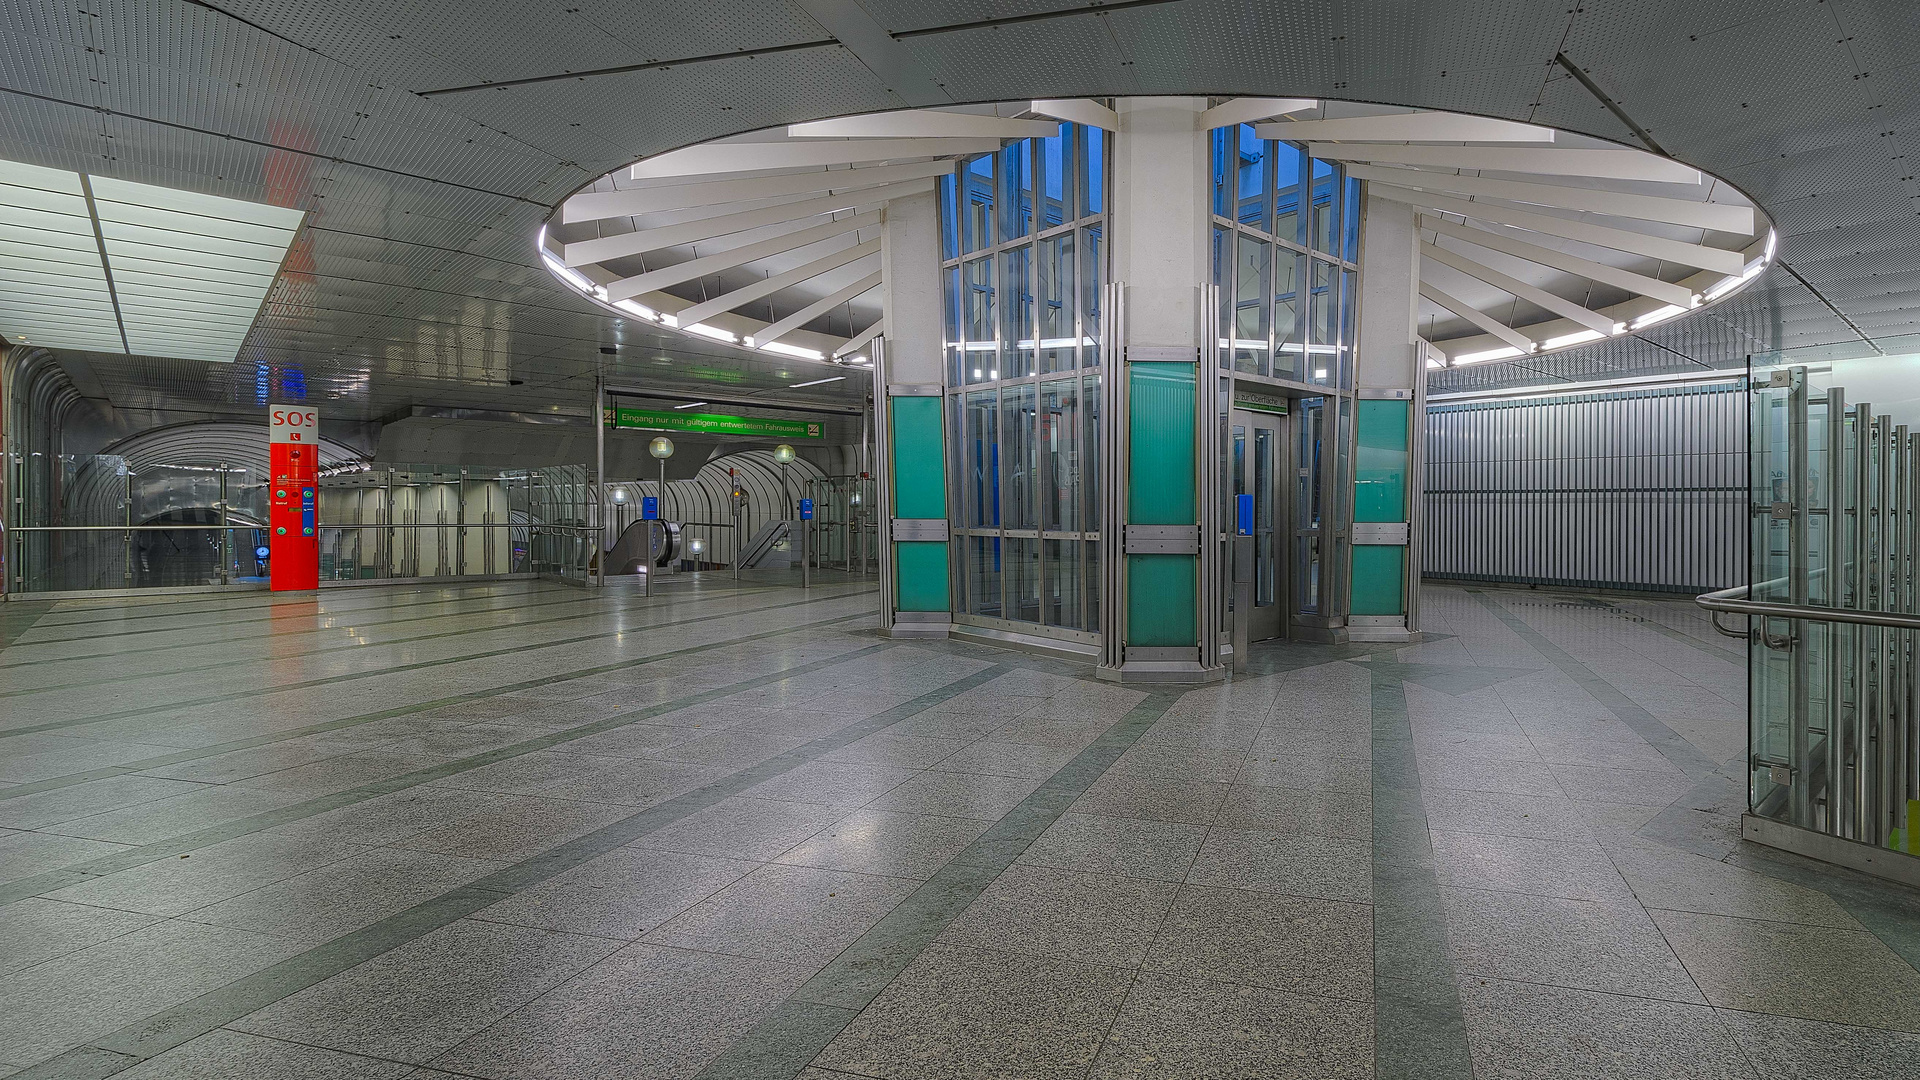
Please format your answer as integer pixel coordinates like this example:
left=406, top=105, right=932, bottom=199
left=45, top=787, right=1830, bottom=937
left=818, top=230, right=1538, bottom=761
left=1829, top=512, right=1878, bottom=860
left=269, top=405, right=320, bottom=591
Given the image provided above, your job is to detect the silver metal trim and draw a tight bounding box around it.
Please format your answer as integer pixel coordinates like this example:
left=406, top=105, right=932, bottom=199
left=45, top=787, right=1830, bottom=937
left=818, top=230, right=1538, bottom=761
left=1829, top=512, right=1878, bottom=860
left=887, top=382, right=941, bottom=397
left=1124, top=524, right=1200, bottom=555
left=893, top=610, right=951, bottom=625
left=891, top=518, right=949, bottom=541
left=1125, top=345, right=1200, bottom=362
left=1357, top=387, right=1412, bottom=400
left=1125, top=646, right=1200, bottom=661
left=1348, top=614, right=1407, bottom=625
left=1352, top=521, right=1409, bottom=545
left=1743, top=814, right=1920, bottom=889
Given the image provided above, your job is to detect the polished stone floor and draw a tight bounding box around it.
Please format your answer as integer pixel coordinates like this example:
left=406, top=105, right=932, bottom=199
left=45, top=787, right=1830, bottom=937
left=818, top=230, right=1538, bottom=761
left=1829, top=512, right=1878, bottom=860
left=1, top=575, right=1918, bottom=1079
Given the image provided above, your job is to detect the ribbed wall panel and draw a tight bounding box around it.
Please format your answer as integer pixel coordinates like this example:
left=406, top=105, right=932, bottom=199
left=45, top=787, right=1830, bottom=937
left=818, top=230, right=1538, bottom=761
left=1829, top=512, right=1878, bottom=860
left=1423, top=381, right=1746, bottom=594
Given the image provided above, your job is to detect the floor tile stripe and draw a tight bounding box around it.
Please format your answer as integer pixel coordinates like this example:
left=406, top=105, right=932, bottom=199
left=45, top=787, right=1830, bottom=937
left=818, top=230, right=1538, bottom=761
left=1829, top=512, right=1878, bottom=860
left=1468, top=589, right=1722, bottom=780
left=9, top=657, right=1016, bottom=1078
left=0, top=608, right=877, bottom=906
left=0, top=588, right=875, bottom=740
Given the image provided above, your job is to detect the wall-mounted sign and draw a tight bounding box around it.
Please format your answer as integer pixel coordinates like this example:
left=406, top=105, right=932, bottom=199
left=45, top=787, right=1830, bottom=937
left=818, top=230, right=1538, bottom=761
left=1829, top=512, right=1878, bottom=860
left=604, top=405, right=822, bottom=440
left=270, top=405, right=319, bottom=443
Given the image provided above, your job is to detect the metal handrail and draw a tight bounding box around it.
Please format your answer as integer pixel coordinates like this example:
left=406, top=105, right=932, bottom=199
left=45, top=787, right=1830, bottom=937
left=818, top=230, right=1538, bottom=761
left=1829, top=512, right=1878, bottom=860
left=1696, top=583, right=1920, bottom=633
left=8, top=523, right=601, bottom=532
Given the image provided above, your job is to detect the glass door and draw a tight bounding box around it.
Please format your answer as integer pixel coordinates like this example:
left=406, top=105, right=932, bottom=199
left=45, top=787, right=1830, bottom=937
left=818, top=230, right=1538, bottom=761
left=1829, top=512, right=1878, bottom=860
left=1232, top=407, right=1289, bottom=640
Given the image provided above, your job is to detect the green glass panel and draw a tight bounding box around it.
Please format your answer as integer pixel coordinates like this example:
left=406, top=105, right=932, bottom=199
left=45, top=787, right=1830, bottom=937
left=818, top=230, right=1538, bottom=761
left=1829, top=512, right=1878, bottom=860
left=895, top=541, right=950, bottom=612
left=1127, top=362, right=1195, bottom=525
left=1350, top=544, right=1405, bottom=616
left=1127, top=553, right=1196, bottom=646
left=1354, top=398, right=1409, bottom=523
left=890, top=396, right=946, bottom=520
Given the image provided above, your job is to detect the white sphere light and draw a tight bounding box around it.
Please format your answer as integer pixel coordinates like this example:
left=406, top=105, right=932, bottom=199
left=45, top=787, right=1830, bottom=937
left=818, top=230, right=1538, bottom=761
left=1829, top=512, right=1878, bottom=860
left=849, top=491, right=863, bottom=508
left=649, top=436, right=675, bottom=459
left=772, top=444, right=796, bottom=464
left=688, top=537, right=706, bottom=556
left=610, top=488, right=629, bottom=504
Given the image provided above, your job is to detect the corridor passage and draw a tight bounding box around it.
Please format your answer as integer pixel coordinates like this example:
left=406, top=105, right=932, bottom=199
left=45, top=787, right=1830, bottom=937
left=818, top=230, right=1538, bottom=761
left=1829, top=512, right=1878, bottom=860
left=0, top=579, right=1916, bottom=1079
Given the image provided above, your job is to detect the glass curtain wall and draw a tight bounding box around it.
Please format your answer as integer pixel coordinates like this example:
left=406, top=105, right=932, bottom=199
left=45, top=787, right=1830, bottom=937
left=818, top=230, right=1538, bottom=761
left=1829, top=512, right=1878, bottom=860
left=1210, top=124, right=1362, bottom=622
left=940, top=122, right=1108, bottom=641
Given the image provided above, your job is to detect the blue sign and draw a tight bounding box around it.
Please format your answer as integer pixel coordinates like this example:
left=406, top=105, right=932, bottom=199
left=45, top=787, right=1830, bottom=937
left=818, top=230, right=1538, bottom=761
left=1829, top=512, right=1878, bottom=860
left=300, top=486, right=316, bottom=536
left=641, top=495, right=659, bottom=520
left=254, top=545, right=270, bottom=560
left=1235, top=493, right=1254, bottom=536
left=799, top=498, right=814, bottom=521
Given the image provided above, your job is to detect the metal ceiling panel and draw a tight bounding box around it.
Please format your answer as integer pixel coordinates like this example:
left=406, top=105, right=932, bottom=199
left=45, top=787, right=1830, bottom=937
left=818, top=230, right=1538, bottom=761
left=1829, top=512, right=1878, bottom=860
left=2, top=0, right=1915, bottom=413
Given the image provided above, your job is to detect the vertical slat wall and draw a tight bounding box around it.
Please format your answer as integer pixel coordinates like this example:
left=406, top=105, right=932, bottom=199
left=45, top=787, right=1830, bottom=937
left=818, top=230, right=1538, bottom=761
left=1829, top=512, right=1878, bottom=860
left=1423, top=380, right=1746, bottom=594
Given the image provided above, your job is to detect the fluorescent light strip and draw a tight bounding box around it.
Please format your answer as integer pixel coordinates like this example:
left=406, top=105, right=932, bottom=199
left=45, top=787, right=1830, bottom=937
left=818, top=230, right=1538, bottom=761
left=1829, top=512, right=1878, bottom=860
left=674, top=401, right=707, bottom=409
left=790, top=376, right=845, bottom=388
left=0, top=157, right=301, bottom=363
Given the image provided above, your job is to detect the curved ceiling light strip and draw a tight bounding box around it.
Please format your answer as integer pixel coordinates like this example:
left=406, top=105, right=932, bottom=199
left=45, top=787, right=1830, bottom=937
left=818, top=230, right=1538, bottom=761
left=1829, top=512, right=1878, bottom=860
left=540, top=100, right=1771, bottom=371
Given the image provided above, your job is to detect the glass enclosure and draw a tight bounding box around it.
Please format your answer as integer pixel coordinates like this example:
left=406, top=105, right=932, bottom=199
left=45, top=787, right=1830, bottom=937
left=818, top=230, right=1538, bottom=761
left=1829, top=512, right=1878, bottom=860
left=1209, top=125, right=1361, bottom=388
left=1746, top=350, right=1920, bottom=858
left=1210, top=125, right=1359, bottom=631
left=941, top=122, right=1108, bottom=641
left=4, top=456, right=596, bottom=594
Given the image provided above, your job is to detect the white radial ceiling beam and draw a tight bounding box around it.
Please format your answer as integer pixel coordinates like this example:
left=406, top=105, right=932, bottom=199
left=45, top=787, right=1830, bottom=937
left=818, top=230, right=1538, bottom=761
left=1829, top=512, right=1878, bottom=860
left=834, top=318, right=885, bottom=359
left=1199, top=98, right=1319, bottom=130
left=789, top=111, right=1058, bottom=139
left=1419, top=241, right=1619, bottom=336
left=1418, top=281, right=1539, bottom=355
left=606, top=209, right=880, bottom=303
left=1308, top=143, right=1701, bottom=184
left=631, top=137, right=1000, bottom=179
left=1257, top=113, right=1553, bottom=143
left=1378, top=186, right=1746, bottom=274
left=670, top=238, right=879, bottom=330
left=1420, top=214, right=1696, bottom=309
left=748, top=271, right=882, bottom=349
left=563, top=160, right=954, bottom=223
left=1029, top=99, right=1118, bottom=130
left=1343, top=164, right=1754, bottom=234
left=562, top=178, right=930, bottom=266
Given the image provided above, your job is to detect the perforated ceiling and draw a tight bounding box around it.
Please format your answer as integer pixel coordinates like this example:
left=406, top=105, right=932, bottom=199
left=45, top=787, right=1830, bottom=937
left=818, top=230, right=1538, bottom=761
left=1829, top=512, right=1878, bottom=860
left=1, top=0, right=1914, bottom=416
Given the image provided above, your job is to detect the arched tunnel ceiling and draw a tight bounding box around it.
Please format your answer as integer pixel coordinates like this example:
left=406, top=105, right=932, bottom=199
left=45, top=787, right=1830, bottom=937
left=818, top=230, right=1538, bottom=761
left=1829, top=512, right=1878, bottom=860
left=1, top=0, right=1914, bottom=420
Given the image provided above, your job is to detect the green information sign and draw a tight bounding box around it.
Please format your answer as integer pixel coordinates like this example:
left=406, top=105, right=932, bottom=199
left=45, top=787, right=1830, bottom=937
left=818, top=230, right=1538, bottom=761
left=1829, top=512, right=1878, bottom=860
left=604, top=406, right=822, bottom=440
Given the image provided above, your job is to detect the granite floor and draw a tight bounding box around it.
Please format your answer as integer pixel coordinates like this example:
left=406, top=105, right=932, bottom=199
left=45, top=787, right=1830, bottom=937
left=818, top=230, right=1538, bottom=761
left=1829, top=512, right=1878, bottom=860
left=1, top=576, right=1918, bottom=1079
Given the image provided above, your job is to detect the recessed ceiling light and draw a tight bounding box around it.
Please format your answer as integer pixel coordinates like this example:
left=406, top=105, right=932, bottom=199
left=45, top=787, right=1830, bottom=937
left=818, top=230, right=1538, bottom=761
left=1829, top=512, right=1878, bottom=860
left=0, top=157, right=303, bottom=363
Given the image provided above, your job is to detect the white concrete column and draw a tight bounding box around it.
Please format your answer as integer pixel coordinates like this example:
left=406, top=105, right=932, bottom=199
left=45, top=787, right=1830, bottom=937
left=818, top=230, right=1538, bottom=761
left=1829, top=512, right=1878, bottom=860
left=1355, top=194, right=1420, bottom=390
left=1350, top=192, right=1425, bottom=638
left=1111, top=97, right=1212, bottom=348
left=879, top=190, right=943, bottom=386
left=876, top=189, right=951, bottom=635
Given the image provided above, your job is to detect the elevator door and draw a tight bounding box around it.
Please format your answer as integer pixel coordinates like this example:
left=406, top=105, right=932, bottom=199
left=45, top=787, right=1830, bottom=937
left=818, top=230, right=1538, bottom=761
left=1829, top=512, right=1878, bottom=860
left=1230, top=408, right=1288, bottom=641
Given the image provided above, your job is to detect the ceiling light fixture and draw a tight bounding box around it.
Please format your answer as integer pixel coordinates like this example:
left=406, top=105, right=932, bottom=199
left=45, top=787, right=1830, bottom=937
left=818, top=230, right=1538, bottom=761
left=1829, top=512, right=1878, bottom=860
left=789, top=376, right=845, bottom=388
left=674, top=401, right=707, bottom=409
left=0, top=157, right=304, bottom=363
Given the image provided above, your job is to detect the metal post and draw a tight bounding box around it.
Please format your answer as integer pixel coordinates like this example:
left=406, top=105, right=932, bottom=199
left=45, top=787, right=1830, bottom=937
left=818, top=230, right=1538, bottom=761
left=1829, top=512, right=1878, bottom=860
left=1826, top=386, right=1848, bottom=832
left=1232, top=533, right=1253, bottom=673
left=594, top=377, right=606, bottom=587
left=1098, top=280, right=1127, bottom=674
left=1856, top=402, right=1875, bottom=841
left=218, top=464, right=230, bottom=585
left=1788, top=369, right=1812, bottom=827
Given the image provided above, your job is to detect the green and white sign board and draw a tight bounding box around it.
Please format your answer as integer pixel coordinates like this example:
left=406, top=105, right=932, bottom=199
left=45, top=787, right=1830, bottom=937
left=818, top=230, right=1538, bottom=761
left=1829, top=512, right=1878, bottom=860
left=604, top=406, right=822, bottom=440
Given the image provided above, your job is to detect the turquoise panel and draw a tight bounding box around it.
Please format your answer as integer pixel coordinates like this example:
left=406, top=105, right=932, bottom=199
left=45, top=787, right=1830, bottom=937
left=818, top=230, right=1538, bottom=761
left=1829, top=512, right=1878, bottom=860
left=895, top=541, right=950, bottom=612
left=1354, top=399, right=1410, bottom=523
left=890, top=396, right=946, bottom=520
left=1350, top=544, right=1406, bottom=616
left=1127, top=553, right=1196, bottom=647
left=1126, top=363, right=1196, bottom=525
